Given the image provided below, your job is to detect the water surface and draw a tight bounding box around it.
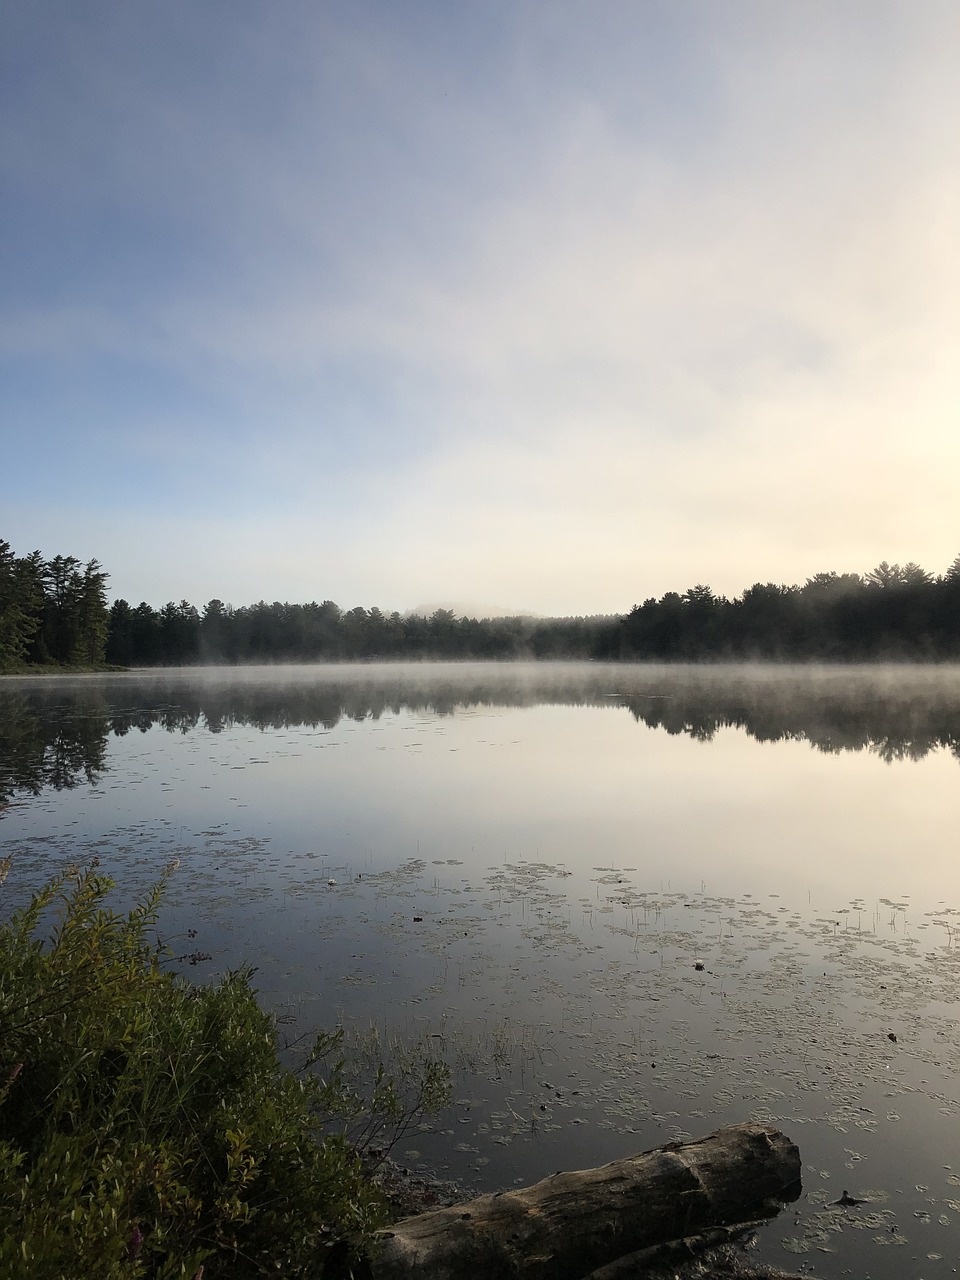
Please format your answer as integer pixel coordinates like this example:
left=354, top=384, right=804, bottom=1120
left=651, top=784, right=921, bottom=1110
left=4, top=662, right=960, bottom=1278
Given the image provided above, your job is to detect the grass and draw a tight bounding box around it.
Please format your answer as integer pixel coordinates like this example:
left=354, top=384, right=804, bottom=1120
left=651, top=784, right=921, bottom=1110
left=0, top=860, right=449, bottom=1279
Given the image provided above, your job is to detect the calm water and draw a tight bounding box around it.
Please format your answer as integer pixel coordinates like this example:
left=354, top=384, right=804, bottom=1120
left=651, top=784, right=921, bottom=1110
left=4, top=662, right=960, bottom=1279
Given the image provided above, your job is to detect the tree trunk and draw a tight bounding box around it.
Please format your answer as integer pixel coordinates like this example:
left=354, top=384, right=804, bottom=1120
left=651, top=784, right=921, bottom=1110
left=368, top=1123, right=800, bottom=1280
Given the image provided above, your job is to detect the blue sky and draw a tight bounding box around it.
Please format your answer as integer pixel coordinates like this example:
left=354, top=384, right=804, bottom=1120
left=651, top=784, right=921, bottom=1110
left=3, top=1, right=959, bottom=614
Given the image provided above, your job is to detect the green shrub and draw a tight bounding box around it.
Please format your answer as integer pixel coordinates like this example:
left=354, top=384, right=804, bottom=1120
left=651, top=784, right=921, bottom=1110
left=0, top=861, right=447, bottom=1279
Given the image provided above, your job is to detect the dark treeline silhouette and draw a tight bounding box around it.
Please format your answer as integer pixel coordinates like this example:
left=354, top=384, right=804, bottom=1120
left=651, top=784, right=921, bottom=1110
left=104, top=598, right=608, bottom=665
left=601, top=558, right=960, bottom=660
left=4, top=533, right=960, bottom=668
left=4, top=664, right=960, bottom=806
left=97, top=553, right=960, bottom=665
left=0, top=540, right=109, bottom=670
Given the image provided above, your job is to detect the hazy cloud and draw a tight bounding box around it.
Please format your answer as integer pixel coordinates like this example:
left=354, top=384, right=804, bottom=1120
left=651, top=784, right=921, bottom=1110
left=3, top=2, right=959, bottom=610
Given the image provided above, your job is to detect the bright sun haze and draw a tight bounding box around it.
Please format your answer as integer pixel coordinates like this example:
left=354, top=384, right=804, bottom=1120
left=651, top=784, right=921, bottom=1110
left=3, top=2, right=959, bottom=612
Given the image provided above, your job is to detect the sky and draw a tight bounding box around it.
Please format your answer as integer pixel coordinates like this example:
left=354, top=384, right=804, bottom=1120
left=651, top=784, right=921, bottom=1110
left=3, top=1, right=960, bottom=616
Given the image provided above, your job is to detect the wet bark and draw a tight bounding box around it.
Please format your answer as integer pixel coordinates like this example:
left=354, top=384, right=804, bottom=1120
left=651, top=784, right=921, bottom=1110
left=367, top=1123, right=801, bottom=1280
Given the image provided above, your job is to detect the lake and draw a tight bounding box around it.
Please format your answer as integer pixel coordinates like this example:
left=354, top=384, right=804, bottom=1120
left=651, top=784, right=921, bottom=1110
left=4, top=661, right=960, bottom=1278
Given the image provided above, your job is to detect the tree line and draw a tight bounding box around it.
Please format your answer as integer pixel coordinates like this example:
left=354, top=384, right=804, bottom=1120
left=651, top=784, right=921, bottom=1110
left=3, top=534, right=960, bottom=669
left=104, top=597, right=607, bottom=665
left=602, top=558, right=960, bottom=660
left=0, top=541, right=109, bottom=670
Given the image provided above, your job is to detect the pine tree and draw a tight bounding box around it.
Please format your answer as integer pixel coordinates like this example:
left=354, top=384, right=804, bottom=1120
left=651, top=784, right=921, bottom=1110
left=0, top=541, right=29, bottom=669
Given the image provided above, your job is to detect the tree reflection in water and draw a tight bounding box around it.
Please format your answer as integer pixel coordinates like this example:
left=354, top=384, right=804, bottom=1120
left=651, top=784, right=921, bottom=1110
left=3, top=663, right=960, bottom=807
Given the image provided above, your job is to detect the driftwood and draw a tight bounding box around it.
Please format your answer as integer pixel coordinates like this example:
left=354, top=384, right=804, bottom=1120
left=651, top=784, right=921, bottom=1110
left=366, top=1123, right=800, bottom=1280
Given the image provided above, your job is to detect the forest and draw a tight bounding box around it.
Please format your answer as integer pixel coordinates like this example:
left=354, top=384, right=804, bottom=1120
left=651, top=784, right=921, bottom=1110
left=3, top=536, right=960, bottom=670
left=609, top=558, right=960, bottom=660
left=0, top=540, right=109, bottom=670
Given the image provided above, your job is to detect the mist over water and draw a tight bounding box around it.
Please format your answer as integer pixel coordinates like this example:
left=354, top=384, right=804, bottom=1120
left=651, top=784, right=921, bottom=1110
left=4, top=662, right=960, bottom=1278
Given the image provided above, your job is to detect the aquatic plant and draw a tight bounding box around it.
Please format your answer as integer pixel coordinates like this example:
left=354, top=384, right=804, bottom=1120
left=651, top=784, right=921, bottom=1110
left=0, top=859, right=449, bottom=1278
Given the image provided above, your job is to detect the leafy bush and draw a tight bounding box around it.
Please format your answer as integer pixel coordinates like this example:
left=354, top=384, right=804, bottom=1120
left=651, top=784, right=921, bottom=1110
left=0, top=860, right=448, bottom=1278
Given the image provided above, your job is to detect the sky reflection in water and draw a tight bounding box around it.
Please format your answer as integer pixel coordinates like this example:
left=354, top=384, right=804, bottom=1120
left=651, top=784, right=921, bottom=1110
left=4, top=662, right=960, bottom=1279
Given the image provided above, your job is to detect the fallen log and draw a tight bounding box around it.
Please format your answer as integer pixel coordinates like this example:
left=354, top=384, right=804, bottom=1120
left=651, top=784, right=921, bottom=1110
left=367, top=1123, right=800, bottom=1280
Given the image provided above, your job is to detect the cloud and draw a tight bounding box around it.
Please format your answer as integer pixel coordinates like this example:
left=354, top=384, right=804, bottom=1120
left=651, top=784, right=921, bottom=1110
left=3, top=2, right=960, bottom=610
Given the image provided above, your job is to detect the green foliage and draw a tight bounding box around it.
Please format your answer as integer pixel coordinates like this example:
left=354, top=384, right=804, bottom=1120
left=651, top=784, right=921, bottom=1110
left=304, top=1025, right=454, bottom=1164
left=0, top=542, right=35, bottom=670
left=0, top=541, right=110, bottom=671
left=0, top=863, right=448, bottom=1278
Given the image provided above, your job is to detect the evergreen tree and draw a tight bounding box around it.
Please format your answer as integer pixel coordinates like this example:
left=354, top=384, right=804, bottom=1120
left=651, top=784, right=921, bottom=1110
left=0, top=541, right=31, bottom=669
left=42, top=555, right=83, bottom=664
left=76, top=560, right=110, bottom=666
left=16, top=551, right=51, bottom=664
left=106, top=600, right=135, bottom=666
